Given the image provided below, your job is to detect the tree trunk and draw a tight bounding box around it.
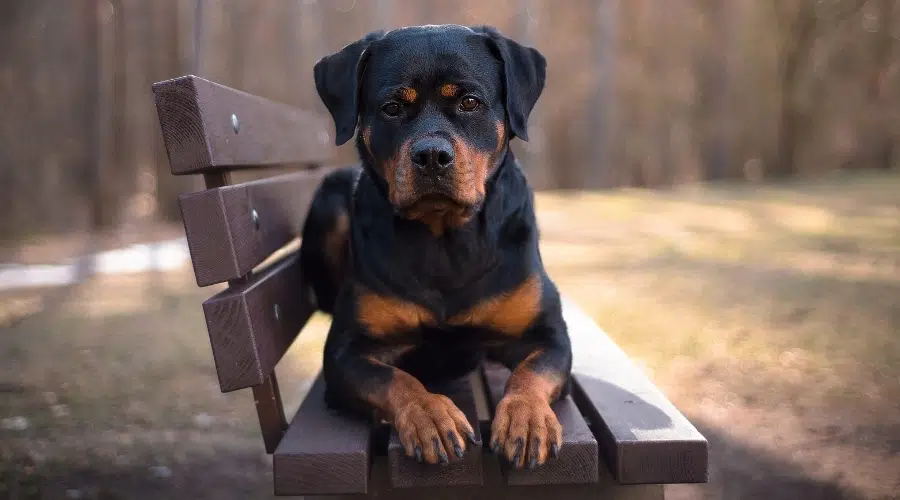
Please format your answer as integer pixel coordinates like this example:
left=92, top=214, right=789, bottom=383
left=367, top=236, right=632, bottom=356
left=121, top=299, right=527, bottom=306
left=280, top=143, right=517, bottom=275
left=869, top=0, right=895, bottom=169
left=699, top=0, right=730, bottom=181
left=592, top=0, right=618, bottom=188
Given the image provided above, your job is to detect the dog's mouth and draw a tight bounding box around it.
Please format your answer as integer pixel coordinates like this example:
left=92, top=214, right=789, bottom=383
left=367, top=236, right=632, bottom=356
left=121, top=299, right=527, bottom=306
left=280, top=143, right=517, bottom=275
left=393, top=191, right=482, bottom=236
left=397, top=192, right=477, bottom=218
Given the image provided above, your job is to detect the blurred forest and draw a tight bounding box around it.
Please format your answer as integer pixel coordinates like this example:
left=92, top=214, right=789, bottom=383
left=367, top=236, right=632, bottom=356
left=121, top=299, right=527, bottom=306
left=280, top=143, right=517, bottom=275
left=0, top=0, right=897, bottom=241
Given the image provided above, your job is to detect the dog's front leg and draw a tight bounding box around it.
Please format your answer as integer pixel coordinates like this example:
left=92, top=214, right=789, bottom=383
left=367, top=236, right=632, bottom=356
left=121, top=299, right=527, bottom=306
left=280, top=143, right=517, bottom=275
left=488, top=326, right=572, bottom=470
left=323, top=322, right=477, bottom=465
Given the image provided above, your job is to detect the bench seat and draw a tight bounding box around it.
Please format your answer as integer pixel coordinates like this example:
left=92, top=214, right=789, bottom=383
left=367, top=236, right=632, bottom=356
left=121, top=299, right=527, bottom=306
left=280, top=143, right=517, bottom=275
left=272, top=299, right=707, bottom=497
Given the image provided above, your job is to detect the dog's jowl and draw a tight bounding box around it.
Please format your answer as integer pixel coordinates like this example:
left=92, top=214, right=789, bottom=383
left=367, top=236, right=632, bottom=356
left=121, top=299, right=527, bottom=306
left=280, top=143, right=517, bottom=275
left=299, top=24, right=572, bottom=470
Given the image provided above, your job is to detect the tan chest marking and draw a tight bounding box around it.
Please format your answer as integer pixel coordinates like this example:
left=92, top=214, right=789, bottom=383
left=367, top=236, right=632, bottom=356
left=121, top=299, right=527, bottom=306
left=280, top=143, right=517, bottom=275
left=449, top=274, right=542, bottom=336
left=356, top=289, right=435, bottom=337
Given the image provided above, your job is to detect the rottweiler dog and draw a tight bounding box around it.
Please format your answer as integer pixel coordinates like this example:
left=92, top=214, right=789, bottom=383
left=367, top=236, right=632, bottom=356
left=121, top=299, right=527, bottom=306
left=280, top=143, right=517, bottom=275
left=299, top=24, right=572, bottom=470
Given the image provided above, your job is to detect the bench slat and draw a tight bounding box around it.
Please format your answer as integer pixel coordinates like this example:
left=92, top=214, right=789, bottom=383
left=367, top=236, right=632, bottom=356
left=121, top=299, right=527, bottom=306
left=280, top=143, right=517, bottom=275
left=482, top=362, right=599, bottom=486
left=152, top=75, right=332, bottom=175
left=179, top=168, right=330, bottom=287
left=357, top=459, right=664, bottom=500
left=388, top=377, right=484, bottom=488
left=202, top=252, right=314, bottom=392
left=561, top=299, right=709, bottom=484
left=273, top=373, right=371, bottom=496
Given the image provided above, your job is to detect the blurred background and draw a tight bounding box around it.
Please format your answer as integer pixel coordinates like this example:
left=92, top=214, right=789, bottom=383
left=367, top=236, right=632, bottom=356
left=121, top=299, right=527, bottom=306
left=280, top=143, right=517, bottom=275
left=1, top=0, right=898, bottom=499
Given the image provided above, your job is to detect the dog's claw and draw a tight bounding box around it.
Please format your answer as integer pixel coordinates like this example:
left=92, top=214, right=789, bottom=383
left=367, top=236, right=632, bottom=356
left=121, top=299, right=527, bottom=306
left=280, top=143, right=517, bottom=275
left=450, top=432, right=464, bottom=459
left=434, top=437, right=449, bottom=465
left=550, top=442, right=559, bottom=459
left=512, top=438, right=524, bottom=468
left=414, top=446, right=423, bottom=463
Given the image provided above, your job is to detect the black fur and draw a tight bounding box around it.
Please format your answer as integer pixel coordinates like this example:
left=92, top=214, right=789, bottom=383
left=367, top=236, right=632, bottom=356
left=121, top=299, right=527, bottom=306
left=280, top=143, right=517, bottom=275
left=300, top=24, right=571, bottom=467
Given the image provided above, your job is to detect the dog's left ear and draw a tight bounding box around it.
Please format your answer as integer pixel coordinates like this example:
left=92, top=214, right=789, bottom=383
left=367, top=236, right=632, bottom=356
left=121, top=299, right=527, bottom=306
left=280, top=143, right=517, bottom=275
left=314, top=31, right=385, bottom=146
left=471, top=25, right=546, bottom=141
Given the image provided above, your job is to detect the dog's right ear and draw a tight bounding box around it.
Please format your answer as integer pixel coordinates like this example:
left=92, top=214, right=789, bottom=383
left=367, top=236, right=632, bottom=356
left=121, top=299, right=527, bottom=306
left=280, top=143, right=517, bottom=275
left=314, top=31, right=385, bottom=146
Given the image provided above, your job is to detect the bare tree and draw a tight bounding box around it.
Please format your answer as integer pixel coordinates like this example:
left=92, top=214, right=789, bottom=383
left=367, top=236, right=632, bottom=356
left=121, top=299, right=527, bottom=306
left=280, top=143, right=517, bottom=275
left=769, top=0, right=869, bottom=177
left=863, top=0, right=897, bottom=169
left=593, top=0, right=618, bottom=188
left=695, top=0, right=730, bottom=181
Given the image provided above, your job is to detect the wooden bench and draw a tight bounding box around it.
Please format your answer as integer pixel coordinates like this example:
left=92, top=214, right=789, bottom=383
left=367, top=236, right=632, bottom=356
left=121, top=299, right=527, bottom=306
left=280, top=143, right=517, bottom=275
left=152, top=75, right=709, bottom=499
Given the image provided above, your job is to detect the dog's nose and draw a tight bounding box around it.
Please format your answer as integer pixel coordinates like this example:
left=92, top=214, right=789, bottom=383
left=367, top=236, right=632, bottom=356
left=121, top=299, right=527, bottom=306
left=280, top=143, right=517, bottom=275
left=410, top=137, right=454, bottom=174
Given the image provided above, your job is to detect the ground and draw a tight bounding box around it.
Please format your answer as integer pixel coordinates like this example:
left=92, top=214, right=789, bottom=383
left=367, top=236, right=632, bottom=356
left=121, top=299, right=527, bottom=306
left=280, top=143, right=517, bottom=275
left=1, top=170, right=899, bottom=499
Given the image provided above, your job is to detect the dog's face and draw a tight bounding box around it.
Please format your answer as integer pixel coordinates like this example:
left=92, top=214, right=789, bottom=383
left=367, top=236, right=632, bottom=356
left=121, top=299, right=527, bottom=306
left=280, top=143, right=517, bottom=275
left=314, top=25, right=545, bottom=229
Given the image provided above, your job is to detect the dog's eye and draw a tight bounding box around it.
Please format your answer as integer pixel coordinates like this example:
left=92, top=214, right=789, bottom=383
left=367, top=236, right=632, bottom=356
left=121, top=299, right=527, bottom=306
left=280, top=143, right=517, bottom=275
left=381, top=102, right=402, bottom=117
left=459, top=96, right=480, bottom=112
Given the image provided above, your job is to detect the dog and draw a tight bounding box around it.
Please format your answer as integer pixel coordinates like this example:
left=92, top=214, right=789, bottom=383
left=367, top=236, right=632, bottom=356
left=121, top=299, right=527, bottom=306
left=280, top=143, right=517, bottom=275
left=299, top=24, right=572, bottom=470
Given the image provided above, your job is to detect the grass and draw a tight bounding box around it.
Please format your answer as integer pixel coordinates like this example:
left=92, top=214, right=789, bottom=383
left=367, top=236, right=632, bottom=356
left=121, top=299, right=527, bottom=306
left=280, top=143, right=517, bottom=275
left=537, top=169, right=900, bottom=499
left=1, top=169, right=899, bottom=499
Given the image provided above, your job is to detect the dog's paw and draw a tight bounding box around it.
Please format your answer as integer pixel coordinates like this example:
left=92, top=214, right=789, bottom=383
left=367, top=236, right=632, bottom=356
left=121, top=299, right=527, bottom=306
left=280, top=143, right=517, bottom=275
left=490, top=393, right=562, bottom=469
left=394, top=392, right=478, bottom=465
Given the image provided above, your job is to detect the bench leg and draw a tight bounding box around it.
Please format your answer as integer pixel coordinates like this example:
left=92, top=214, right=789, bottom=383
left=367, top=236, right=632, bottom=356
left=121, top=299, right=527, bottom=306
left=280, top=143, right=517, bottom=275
left=253, top=373, right=288, bottom=453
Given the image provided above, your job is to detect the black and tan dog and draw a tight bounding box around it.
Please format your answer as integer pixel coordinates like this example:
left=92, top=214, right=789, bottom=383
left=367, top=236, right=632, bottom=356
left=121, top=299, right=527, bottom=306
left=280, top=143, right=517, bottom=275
left=300, top=24, right=572, bottom=470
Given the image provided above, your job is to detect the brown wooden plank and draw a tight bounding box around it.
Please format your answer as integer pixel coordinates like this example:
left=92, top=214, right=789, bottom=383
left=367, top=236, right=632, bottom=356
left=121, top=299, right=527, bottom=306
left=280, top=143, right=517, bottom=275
left=273, top=373, right=372, bottom=496
left=562, top=298, right=709, bottom=484
left=179, top=168, right=330, bottom=287
left=301, top=457, right=663, bottom=500
left=253, top=374, right=288, bottom=454
left=152, top=75, right=333, bottom=174
left=201, top=251, right=314, bottom=392
left=387, top=377, right=484, bottom=489
left=482, top=362, right=599, bottom=486
left=469, top=369, right=492, bottom=435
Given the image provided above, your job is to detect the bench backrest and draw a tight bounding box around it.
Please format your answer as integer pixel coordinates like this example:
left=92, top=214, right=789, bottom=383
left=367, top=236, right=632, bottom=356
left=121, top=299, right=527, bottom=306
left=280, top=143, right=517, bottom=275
left=152, top=75, right=333, bottom=453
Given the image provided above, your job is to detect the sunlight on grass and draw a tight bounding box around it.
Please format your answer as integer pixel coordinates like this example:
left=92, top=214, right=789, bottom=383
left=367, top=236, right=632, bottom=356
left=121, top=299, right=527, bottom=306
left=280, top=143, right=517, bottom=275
left=538, top=172, right=900, bottom=402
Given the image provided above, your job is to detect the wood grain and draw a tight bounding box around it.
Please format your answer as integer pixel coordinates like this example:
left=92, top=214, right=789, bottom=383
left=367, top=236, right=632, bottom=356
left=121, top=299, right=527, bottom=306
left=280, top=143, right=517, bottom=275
left=201, top=251, right=314, bottom=392
left=273, top=373, right=372, bottom=496
left=301, top=457, right=663, bottom=500
left=253, top=374, right=288, bottom=454
left=179, top=168, right=330, bottom=286
left=482, top=362, right=599, bottom=486
left=387, top=377, right=484, bottom=488
left=152, top=75, right=333, bottom=174
left=562, top=298, right=709, bottom=484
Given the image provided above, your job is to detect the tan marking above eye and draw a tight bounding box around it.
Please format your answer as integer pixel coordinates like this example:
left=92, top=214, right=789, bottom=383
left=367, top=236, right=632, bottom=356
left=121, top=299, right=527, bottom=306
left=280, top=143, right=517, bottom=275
left=440, top=83, right=459, bottom=98
left=399, top=87, right=418, bottom=103
left=448, top=274, right=542, bottom=336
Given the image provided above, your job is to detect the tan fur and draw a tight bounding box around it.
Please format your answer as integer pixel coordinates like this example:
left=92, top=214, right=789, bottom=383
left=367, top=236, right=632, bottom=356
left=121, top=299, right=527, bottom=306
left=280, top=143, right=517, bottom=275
left=356, top=288, right=434, bottom=337
left=449, top=274, right=542, bottom=336
left=384, top=139, right=415, bottom=207
left=399, top=87, right=418, bottom=103
left=491, top=350, right=565, bottom=468
left=439, top=83, right=459, bottom=97
left=362, top=126, right=373, bottom=157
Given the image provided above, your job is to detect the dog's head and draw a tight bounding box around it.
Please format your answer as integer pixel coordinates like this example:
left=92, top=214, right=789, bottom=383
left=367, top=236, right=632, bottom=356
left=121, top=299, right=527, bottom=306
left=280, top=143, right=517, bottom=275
left=314, top=25, right=545, bottom=229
